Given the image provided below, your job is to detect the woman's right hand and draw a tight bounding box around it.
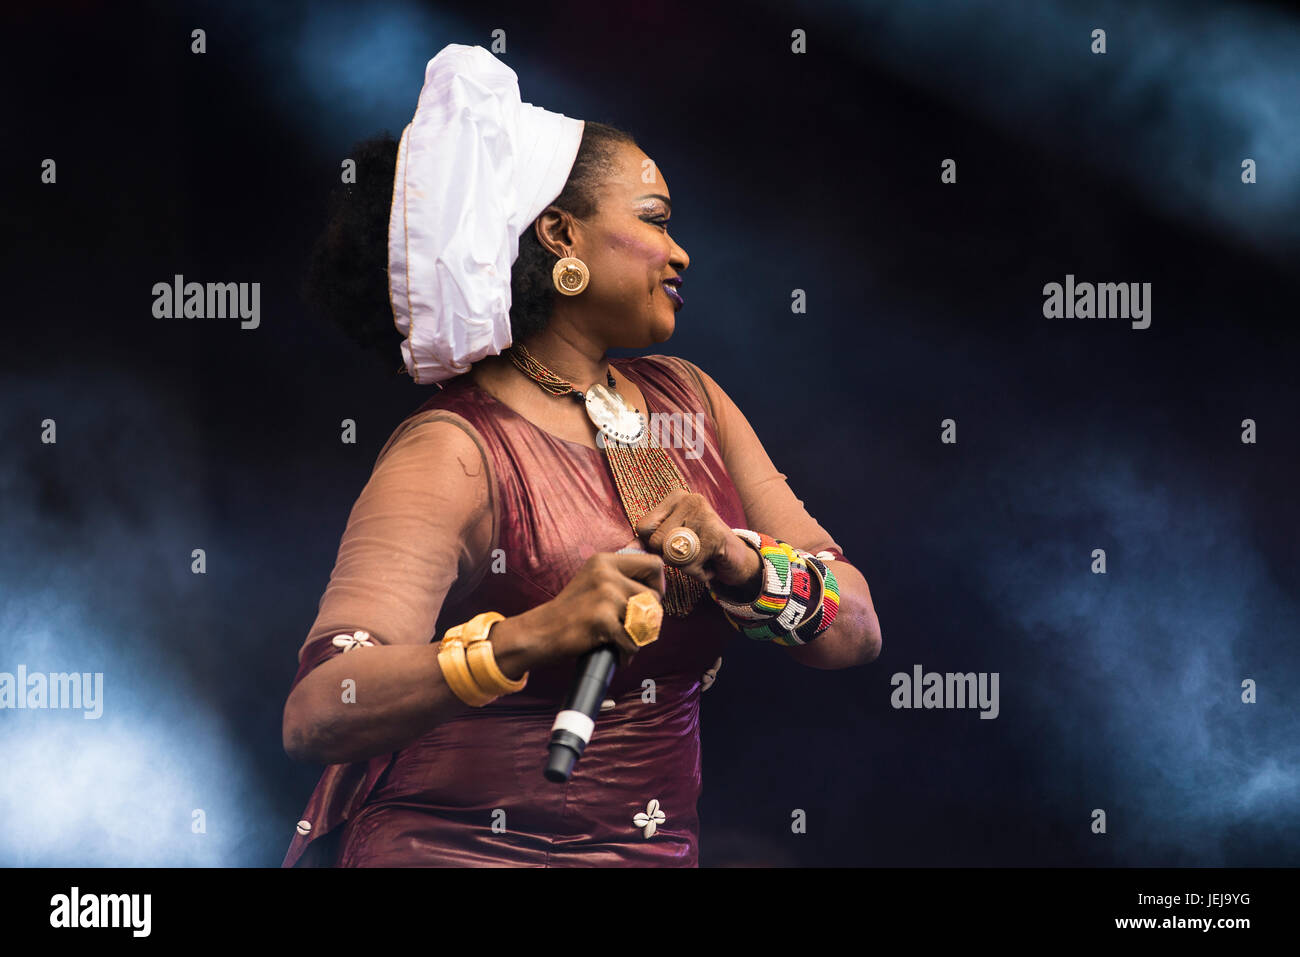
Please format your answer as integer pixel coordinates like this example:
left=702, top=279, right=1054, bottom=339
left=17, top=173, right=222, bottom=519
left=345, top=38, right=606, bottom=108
left=518, top=546, right=666, bottom=670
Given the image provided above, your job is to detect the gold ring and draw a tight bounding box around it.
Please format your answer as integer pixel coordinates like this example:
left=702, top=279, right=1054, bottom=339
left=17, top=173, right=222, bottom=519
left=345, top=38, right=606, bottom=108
left=623, top=591, right=663, bottom=647
left=663, top=526, right=701, bottom=566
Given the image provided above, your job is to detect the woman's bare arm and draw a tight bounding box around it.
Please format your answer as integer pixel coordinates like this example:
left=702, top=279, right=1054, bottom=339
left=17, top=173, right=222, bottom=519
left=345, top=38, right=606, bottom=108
left=282, top=413, right=538, bottom=764
left=284, top=616, right=544, bottom=765
left=679, top=358, right=882, bottom=669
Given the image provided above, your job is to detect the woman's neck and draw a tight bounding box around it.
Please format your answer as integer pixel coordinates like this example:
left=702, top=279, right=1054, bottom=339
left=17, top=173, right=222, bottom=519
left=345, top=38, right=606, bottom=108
left=489, top=327, right=612, bottom=393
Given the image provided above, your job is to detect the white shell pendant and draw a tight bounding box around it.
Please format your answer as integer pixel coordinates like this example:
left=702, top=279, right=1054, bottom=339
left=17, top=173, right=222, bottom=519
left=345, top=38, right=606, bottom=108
left=585, top=382, right=647, bottom=445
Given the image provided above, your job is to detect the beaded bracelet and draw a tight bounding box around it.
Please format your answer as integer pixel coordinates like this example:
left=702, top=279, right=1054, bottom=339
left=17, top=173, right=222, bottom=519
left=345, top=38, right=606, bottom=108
left=707, top=530, right=826, bottom=642
left=732, top=556, right=840, bottom=646
left=708, top=530, right=836, bottom=646
left=707, top=530, right=810, bottom=626
left=792, top=551, right=840, bottom=644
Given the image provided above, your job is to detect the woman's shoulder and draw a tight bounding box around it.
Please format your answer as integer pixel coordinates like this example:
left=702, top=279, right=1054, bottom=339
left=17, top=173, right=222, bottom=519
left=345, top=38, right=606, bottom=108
left=624, top=352, right=701, bottom=378
left=377, top=403, right=487, bottom=468
left=377, top=370, right=505, bottom=459
left=356, top=404, right=497, bottom=606
left=623, top=354, right=718, bottom=423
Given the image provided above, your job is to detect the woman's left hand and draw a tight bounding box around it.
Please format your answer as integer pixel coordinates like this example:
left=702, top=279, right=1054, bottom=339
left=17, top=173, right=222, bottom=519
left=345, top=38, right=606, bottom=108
left=634, top=489, right=762, bottom=598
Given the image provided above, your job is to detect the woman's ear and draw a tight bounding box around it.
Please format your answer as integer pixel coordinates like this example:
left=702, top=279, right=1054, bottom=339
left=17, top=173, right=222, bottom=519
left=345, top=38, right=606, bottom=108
left=535, top=207, right=581, bottom=259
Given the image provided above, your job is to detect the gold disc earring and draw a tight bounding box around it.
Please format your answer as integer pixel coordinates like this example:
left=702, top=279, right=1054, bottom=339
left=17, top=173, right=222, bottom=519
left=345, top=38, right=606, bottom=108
left=552, top=256, right=590, bottom=295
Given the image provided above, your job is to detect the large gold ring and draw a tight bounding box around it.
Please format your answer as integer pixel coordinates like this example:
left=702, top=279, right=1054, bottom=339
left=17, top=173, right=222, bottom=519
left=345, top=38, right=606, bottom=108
left=663, top=526, right=701, bottom=566
left=623, top=591, right=663, bottom=647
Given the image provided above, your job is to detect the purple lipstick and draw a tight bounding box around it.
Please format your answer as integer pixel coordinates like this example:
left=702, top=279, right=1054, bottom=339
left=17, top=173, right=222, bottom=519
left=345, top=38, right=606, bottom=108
left=661, top=277, right=684, bottom=309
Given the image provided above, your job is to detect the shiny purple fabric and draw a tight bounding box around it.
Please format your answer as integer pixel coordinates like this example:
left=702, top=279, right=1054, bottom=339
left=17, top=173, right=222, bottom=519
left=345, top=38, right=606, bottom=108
left=283, top=355, right=747, bottom=866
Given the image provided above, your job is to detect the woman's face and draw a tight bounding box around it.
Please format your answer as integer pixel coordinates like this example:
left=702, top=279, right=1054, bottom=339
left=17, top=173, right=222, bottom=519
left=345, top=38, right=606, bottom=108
left=544, top=141, right=690, bottom=348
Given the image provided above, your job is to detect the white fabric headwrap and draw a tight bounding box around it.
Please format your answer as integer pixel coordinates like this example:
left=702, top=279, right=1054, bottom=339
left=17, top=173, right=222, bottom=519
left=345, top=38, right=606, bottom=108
left=388, top=44, right=585, bottom=384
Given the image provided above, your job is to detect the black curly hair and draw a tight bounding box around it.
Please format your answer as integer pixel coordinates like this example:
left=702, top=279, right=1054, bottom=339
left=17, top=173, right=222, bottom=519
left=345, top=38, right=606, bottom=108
left=302, top=120, right=639, bottom=374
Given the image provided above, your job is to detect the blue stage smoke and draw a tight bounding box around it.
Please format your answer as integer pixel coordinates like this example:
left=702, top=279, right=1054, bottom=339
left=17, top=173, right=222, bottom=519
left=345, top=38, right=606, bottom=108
left=0, top=371, right=276, bottom=866
left=787, top=0, right=1300, bottom=261
left=930, top=430, right=1300, bottom=863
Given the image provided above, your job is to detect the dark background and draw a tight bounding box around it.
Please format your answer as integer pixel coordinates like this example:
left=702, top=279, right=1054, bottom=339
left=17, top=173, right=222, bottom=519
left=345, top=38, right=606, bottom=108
left=2, top=0, right=1297, bottom=866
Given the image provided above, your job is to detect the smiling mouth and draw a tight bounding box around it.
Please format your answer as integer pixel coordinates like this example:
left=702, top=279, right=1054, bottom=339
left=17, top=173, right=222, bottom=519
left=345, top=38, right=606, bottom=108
left=660, top=281, right=684, bottom=309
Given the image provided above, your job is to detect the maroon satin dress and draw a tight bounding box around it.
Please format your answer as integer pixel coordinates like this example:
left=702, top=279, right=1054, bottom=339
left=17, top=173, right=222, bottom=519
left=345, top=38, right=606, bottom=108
left=283, top=355, right=751, bottom=866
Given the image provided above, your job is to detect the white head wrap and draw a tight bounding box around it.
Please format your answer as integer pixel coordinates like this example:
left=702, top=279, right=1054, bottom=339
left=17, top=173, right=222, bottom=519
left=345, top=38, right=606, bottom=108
left=387, top=44, right=585, bottom=384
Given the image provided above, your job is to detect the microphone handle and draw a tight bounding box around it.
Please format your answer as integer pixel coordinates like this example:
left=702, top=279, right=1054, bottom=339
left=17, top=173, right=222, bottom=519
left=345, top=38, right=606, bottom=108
left=545, top=543, right=645, bottom=783
left=544, top=646, right=617, bottom=783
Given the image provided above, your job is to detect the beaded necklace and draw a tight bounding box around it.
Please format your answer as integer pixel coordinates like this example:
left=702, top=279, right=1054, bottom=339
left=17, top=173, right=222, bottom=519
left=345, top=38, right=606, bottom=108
left=504, top=342, right=704, bottom=617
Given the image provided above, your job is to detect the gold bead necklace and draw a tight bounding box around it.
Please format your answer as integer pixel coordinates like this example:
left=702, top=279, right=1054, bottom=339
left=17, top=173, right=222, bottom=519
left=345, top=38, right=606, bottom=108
left=504, top=342, right=704, bottom=617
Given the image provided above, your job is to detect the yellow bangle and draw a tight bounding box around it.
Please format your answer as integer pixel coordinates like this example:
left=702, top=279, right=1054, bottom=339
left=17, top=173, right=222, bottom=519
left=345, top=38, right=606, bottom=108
left=437, top=642, right=496, bottom=707
left=438, top=617, right=498, bottom=707
left=439, top=611, right=525, bottom=704
left=462, top=613, right=528, bottom=694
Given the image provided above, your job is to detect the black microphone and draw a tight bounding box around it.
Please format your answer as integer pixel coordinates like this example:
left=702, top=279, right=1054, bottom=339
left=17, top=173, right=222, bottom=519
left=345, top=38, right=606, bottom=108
left=543, top=646, right=617, bottom=783
left=544, top=544, right=645, bottom=783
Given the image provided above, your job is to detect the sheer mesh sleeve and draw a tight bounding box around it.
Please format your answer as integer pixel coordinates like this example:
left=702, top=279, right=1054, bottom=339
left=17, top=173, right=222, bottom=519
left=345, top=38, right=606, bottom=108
left=291, top=409, right=496, bottom=688
left=668, top=356, right=846, bottom=563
